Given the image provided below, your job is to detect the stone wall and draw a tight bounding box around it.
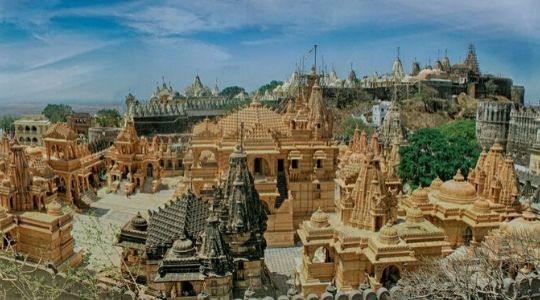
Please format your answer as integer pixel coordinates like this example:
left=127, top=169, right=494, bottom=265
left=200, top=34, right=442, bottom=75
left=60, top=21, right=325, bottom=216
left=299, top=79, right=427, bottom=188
left=475, top=101, right=513, bottom=148
left=506, top=106, right=540, bottom=166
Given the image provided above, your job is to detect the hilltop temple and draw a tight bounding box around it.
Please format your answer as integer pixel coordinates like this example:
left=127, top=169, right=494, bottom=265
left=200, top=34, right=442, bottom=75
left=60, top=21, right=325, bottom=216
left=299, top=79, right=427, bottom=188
left=125, top=76, right=244, bottom=136
left=117, top=144, right=271, bottom=298
left=296, top=132, right=522, bottom=296
left=0, top=134, right=82, bottom=269
left=179, top=71, right=337, bottom=246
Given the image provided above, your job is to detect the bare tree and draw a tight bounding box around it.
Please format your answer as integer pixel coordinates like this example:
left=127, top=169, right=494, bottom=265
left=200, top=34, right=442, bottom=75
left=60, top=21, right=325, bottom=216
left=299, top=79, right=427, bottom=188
left=394, top=228, right=540, bottom=300
left=0, top=208, right=145, bottom=300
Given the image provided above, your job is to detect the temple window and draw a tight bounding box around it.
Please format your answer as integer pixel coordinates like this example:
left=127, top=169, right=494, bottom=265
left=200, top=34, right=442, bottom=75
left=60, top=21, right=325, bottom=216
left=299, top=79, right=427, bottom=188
left=464, top=226, right=473, bottom=246
left=316, top=159, right=323, bottom=169
left=291, top=159, right=299, bottom=169
left=254, top=158, right=262, bottom=174
left=180, top=282, right=195, bottom=296
left=381, top=265, right=401, bottom=289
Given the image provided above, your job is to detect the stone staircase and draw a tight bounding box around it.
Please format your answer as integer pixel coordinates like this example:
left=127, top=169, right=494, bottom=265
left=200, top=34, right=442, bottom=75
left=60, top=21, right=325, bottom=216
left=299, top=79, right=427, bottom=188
left=80, top=190, right=99, bottom=206
left=142, top=177, right=154, bottom=193
left=276, top=172, right=288, bottom=208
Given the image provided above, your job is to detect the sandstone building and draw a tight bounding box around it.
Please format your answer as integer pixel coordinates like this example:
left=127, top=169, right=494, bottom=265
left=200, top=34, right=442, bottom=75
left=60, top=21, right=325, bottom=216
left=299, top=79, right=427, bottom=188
left=296, top=133, right=522, bottom=296
left=117, top=145, right=271, bottom=299
left=14, top=115, right=50, bottom=146
left=476, top=100, right=540, bottom=166
left=43, top=123, right=109, bottom=207
left=67, top=112, right=95, bottom=138
left=181, top=72, right=337, bottom=247
left=0, top=134, right=82, bottom=269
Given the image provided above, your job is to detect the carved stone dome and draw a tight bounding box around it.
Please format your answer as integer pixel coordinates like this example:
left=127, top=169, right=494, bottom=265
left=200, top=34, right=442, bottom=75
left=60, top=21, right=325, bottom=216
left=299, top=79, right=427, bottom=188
left=411, top=187, right=428, bottom=204
left=47, top=200, right=63, bottom=217
left=473, top=198, right=490, bottom=213
left=378, top=222, right=399, bottom=245
left=438, top=170, right=477, bottom=204
left=310, top=207, right=330, bottom=228
left=131, top=212, right=148, bottom=231
left=430, top=176, right=443, bottom=190
left=172, top=236, right=195, bottom=256
left=406, top=205, right=424, bottom=224
left=504, top=207, right=540, bottom=234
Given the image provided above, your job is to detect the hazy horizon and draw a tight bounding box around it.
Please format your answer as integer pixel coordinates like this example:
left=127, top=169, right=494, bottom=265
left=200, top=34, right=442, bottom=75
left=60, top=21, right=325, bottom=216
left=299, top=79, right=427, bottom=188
left=1, top=0, right=540, bottom=111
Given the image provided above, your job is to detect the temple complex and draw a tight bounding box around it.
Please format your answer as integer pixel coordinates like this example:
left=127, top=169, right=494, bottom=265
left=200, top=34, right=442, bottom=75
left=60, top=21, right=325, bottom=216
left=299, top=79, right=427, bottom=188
left=399, top=140, right=521, bottom=248
left=181, top=72, right=337, bottom=246
left=270, top=45, right=523, bottom=104
left=126, top=77, right=244, bottom=136
left=117, top=145, right=271, bottom=298
left=0, top=134, right=82, bottom=268
left=43, top=123, right=108, bottom=207
left=103, top=116, right=187, bottom=196
left=296, top=130, right=522, bottom=296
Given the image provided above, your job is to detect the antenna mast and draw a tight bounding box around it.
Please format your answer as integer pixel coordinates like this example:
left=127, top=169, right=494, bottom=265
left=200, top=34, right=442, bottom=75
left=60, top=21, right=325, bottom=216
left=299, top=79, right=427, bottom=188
left=314, top=44, right=318, bottom=71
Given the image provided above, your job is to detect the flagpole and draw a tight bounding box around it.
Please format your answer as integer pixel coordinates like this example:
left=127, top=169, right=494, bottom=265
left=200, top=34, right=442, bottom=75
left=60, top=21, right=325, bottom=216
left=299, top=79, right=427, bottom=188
left=314, top=44, right=318, bottom=72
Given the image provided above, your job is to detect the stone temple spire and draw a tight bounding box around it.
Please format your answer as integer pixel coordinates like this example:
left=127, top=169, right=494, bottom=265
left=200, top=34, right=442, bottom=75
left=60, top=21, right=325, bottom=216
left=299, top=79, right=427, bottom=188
left=307, top=82, right=333, bottom=140
left=348, top=152, right=396, bottom=231
left=465, top=43, right=480, bottom=74
left=199, top=212, right=232, bottom=276
left=391, top=47, right=405, bottom=80
left=219, top=144, right=267, bottom=258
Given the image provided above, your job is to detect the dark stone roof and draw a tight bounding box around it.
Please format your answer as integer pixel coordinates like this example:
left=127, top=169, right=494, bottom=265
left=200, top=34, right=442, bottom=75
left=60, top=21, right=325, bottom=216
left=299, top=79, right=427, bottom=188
left=220, top=144, right=268, bottom=236
left=146, top=190, right=209, bottom=259
left=199, top=213, right=232, bottom=276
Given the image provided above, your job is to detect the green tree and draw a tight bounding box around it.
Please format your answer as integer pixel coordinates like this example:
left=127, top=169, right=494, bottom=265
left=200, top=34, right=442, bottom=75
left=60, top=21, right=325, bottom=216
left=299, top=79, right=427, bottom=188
left=258, top=80, right=283, bottom=94
left=96, top=109, right=122, bottom=127
left=0, top=115, right=15, bottom=132
left=42, top=104, right=73, bottom=123
left=437, top=119, right=477, bottom=144
left=338, top=115, right=373, bottom=137
left=219, top=86, right=245, bottom=99
left=398, top=128, right=480, bottom=187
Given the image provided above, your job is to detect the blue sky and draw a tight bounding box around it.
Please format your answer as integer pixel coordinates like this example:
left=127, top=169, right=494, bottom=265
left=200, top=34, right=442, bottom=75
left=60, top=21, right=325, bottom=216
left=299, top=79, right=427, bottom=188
left=0, top=0, right=539, bottom=107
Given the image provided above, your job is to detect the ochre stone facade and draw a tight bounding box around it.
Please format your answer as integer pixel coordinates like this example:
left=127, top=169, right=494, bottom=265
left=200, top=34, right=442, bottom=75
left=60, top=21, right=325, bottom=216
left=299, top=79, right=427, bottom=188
left=0, top=134, right=81, bottom=269
left=43, top=123, right=108, bottom=208
left=181, top=76, right=337, bottom=247
left=296, top=133, right=522, bottom=296
left=67, top=112, right=95, bottom=137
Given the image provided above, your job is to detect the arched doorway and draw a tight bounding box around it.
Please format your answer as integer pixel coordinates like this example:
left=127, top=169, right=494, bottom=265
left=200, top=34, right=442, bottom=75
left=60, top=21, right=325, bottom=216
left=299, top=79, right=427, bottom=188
left=254, top=158, right=262, bottom=174
left=146, top=164, right=153, bottom=178
left=180, top=281, right=195, bottom=296
left=253, top=157, right=270, bottom=175
left=381, top=265, right=400, bottom=289
left=464, top=226, right=473, bottom=246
